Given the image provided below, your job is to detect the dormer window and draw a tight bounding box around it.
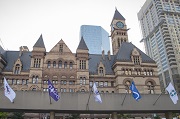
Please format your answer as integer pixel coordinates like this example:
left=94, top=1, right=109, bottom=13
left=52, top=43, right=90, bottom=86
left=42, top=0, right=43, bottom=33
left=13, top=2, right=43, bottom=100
left=59, top=44, right=63, bottom=53
left=133, top=56, right=140, bottom=65
left=131, top=48, right=141, bottom=65
left=13, top=59, right=22, bottom=74
left=99, top=67, right=104, bottom=76
left=14, top=64, right=20, bottom=74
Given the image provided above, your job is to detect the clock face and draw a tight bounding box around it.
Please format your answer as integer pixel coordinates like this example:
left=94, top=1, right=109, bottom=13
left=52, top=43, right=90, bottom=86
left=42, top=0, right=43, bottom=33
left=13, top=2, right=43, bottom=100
left=116, top=21, right=124, bottom=28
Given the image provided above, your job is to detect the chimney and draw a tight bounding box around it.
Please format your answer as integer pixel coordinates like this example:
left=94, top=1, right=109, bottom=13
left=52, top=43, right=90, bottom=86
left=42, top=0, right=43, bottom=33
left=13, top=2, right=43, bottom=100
left=19, top=46, right=29, bottom=57
left=108, top=50, right=111, bottom=60
left=19, top=46, right=23, bottom=57
left=102, top=50, right=105, bottom=60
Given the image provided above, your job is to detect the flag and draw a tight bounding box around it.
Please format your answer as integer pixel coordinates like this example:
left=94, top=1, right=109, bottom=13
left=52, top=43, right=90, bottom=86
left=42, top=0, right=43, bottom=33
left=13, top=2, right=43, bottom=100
left=92, top=82, right=102, bottom=103
left=129, top=81, right=141, bottom=101
left=48, top=79, right=60, bottom=101
left=4, top=77, right=16, bottom=103
left=166, top=82, right=178, bottom=104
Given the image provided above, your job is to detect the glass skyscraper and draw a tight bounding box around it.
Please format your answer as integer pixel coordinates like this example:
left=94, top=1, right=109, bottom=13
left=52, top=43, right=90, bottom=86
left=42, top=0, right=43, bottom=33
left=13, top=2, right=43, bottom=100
left=138, top=0, right=180, bottom=91
left=80, top=25, right=110, bottom=54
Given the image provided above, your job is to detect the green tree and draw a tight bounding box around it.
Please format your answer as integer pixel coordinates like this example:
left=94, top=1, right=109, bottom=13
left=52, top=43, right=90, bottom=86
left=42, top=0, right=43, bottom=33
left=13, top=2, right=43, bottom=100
left=154, top=115, right=161, bottom=119
left=117, top=114, right=130, bottom=119
left=68, top=113, right=80, bottom=119
left=0, top=112, right=8, bottom=119
left=11, top=112, right=24, bottom=119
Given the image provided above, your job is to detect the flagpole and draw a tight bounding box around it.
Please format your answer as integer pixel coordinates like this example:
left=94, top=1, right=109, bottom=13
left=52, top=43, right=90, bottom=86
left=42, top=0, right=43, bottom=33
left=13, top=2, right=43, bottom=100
left=86, top=73, right=94, bottom=110
left=153, top=84, right=169, bottom=105
left=86, top=88, right=92, bottom=110
left=49, top=95, right=52, bottom=104
left=121, top=90, right=128, bottom=105
left=153, top=92, right=162, bottom=105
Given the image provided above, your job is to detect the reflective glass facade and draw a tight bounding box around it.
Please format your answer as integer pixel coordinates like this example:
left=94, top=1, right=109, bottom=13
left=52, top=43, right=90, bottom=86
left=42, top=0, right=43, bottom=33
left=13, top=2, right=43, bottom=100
left=80, top=25, right=110, bottom=54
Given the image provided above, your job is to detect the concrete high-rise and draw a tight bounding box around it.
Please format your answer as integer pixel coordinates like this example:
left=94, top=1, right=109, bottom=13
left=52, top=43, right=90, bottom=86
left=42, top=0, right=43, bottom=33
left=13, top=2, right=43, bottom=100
left=80, top=25, right=110, bottom=54
left=138, top=0, right=180, bottom=92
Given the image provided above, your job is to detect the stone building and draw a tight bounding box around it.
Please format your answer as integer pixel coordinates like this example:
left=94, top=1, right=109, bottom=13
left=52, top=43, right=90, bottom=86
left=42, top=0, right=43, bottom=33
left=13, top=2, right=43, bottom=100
left=0, top=9, right=161, bottom=118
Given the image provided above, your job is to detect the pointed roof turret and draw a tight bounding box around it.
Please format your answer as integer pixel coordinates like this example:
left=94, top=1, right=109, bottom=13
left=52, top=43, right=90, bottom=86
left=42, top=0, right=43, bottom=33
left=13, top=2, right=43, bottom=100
left=77, top=37, right=88, bottom=50
left=33, top=34, right=45, bottom=48
left=112, top=8, right=125, bottom=22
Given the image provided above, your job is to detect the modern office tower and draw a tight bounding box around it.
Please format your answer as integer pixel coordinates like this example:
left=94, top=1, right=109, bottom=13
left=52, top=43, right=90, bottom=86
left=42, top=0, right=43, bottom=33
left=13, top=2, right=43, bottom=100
left=80, top=25, right=110, bottom=54
left=138, top=0, right=180, bottom=91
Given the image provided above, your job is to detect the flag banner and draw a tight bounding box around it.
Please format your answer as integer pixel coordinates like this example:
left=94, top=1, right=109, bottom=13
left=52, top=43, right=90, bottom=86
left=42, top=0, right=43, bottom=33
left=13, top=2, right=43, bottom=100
left=166, top=82, right=178, bottom=104
left=48, top=79, right=60, bottom=101
left=4, top=77, right=16, bottom=102
left=92, top=82, right=102, bottom=103
left=130, top=81, right=141, bottom=101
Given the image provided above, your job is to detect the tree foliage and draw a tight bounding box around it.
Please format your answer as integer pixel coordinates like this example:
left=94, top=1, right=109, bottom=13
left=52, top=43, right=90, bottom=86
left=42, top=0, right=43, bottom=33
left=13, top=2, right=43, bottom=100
left=154, top=115, right=161, bottom=119
left=11, top=112, right=24, bottom=119
left=0, top=112, right=8, bottom=119
left=68, top=113, right=80, bottom=119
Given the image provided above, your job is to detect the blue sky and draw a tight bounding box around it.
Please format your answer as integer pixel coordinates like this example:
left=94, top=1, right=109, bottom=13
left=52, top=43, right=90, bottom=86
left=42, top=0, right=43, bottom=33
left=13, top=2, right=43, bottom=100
left=0, top=0, right=146, bottom=53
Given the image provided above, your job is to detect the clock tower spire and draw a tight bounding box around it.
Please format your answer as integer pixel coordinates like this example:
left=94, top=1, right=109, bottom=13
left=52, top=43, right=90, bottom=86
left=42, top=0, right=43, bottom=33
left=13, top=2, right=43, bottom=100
left=110, top=9, right=129, bottom=55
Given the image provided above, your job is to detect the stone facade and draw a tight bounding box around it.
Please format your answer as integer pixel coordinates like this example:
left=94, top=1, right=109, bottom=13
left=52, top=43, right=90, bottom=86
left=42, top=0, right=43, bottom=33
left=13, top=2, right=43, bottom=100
left=0, top=8, right=162, bottom=119
left=0, top=9, right=161, bottom=95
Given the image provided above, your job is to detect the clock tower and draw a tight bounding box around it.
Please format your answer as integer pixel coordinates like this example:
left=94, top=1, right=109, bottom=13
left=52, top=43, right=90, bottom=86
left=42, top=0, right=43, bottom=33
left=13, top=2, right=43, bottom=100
left=110, top=9, right=129, bottom=55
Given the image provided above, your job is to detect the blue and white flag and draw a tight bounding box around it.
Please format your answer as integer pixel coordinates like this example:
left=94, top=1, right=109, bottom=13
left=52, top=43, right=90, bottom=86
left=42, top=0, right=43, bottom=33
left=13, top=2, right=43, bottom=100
left=48, top=79, right=60, bottom=101
left=92, top=82, right=102, bottom=103
left=4, top=77, right=16, bottom=103
left=130, top=81, right=141, bottom=101
left=166, top=82, right=178, bottom=104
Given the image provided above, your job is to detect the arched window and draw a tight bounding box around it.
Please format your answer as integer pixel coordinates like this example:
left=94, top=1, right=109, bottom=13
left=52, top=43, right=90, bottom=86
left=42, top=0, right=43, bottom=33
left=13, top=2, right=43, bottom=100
left=64, top=62, right=67, bottom=69
left=32, top=76, right=38, bottom=84
left=99, top=67, right=104, bottom=76
left=47, top=61, right=51, bottom=68
left=147, top=81, right=154, bottom=94
left=53, top=61, right=56, bottom=68
left=144, top=70, right=147, bottom=75
left=135, top=69, right=141, bottom=75
left=129, top=69, right=132, bottom=75
left=14, top=64, right=20, bottom=74
left=83, top=77, right=86, bottom=85
left=58, top=60, right=62, bottom=68
left=150, top=70, right=153, bottom=76
left=80, top=77, right=86, bottom=85
left=69, top=62, right=73, bottom=69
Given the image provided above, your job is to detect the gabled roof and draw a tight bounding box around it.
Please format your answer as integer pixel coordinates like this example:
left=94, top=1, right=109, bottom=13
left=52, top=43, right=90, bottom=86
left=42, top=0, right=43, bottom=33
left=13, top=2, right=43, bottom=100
left=77, top=37, right=88, bottom=50
left=112, top=9, right=125, bottom=22
left=33, top=34, right=45, bottom=48
left=89, top=54, right=115, bottom=75
left=48, top=39, right=72, bottom=53
left=115, top=42, right=155, bottom=63
left=3, top=51, right=31, bottom=71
